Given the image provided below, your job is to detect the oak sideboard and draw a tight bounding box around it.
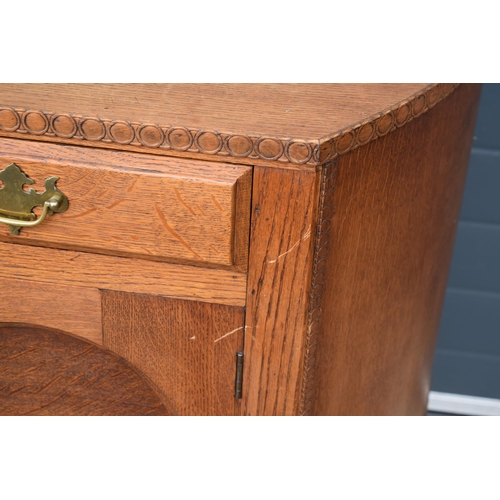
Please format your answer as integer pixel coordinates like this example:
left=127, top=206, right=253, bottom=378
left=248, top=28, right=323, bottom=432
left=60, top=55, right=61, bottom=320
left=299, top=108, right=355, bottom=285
left=0, top=84, right=481, bottom=415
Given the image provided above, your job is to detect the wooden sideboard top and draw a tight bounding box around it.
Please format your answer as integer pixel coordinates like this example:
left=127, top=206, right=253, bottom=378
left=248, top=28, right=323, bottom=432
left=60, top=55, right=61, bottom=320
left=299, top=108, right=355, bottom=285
left=0, top=84, right=458, bottom=169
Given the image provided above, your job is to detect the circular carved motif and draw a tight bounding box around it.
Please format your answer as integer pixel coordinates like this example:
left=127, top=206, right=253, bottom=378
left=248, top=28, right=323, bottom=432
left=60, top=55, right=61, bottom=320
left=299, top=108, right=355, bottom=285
left=22, top=111, right=49, bottom=135
left=256, top=137, right=283, bottom=160
left=357, top=122, right=375, bottom=145
left=287, top=141, right=313, bottom=164
left=396, top=103, right=411, bottom=126
left=427, top=85, right=441, bottom=107
left=376, top=112, right=394, bottom=136
left=313, top=144, right=322, bottom=163
left=51, top=114, right=77, bottom=138
left=80, top=117, right=106, bottom=140
left=226, top=135, right=253, bottom=156
left=336, top=131, right=355, bottom=154
left=195, top=131, right=222, bottom=154
left=168, top=127, right=193, bottom=150
left=137, top=124, right=164, bottom=148
left=109, top=121, right=135, bottom=144
left=0, top=84, right=458, bottom=168
left=0, top=107, right=20, bottom=131
left=411, top=95, right=426, bottom=117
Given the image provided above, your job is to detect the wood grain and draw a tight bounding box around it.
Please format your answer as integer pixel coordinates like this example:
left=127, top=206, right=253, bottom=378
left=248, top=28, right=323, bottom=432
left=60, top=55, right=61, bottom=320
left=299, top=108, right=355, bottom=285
left=299, top=160, right=336, bottom=415
left=233, top=168, right=252, bottom=269
left=241, top=167, right=319, bottom=415
left=0, top=84, right=479, bottom=417
left=307, top=84, right=482, bottom=415
left=0, top=84, right=459, bottom=168
left=0, top=138, right=251, bottom=269
left=0, top=241, right=247, bottom=306
left=102, top=291, right=244, bottom=416
left=0, top=325, right=172, bottom=416
left=0, top=83, right=432, bottom=140
left=0, top=277, right=102, bottom=345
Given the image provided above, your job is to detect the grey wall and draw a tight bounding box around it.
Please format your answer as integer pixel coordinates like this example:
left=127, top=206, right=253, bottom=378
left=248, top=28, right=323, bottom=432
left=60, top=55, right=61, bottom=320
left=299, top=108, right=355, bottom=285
left=431, top=84, right=500, bottom=398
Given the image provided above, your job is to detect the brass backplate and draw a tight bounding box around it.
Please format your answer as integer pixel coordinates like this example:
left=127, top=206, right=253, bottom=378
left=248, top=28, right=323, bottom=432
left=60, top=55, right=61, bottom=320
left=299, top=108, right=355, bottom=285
left=0, top=163, right=69, bottom=233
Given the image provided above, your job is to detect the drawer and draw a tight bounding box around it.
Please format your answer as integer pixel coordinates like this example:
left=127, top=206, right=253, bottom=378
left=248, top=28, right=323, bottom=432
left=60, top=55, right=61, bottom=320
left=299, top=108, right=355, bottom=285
left=0, top=138, right=252, bottom=270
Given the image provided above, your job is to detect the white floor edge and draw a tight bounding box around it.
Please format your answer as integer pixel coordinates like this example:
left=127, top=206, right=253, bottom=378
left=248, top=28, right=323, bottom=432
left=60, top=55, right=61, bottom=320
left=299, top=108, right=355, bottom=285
left=428, top=391, right=500, bottom=416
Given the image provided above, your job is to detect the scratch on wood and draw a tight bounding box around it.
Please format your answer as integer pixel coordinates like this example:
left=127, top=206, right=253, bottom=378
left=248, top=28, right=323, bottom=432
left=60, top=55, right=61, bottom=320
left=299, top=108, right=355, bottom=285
left=5, top=348, right=38, bottom=361
left=106, top=199, right=126, bottom=210
left=245, top=325, right=256, bottom=342
left=154, top=204, right=203, bottom=260
left=4, top=385, right=28, bottom=398
left=67, top=346, right=95, bottom=360
left=174, top=187, right=197, bottom=216
left=211, top=194, right=224, bottom=212
left=96, top=189, right=110, bottom=199
left=62, top=207, right=99, bottom=220
left=22, top=391, right=69, bottom=415
left=62, top=169, right=94, bottom=186
left=214, top=326, right=244, bottom=343
left=33, top=374, right=63, bottom=395
left=267, top=225, right=311, bottom=264
left=340, top=195, right=354, bottom=230
left=127, top=178, right=139, bottom=193
left=12, top=362, right=47, bottom=376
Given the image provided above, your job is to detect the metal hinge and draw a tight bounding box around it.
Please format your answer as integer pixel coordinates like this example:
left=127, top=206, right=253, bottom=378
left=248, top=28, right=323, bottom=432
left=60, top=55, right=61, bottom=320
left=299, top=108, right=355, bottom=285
left=235, top=351, right=244, bottom=399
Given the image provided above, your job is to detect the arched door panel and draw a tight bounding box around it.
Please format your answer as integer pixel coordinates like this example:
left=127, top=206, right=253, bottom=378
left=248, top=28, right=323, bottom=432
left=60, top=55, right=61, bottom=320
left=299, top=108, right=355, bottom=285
left=0, top=324, right=174, bottom=416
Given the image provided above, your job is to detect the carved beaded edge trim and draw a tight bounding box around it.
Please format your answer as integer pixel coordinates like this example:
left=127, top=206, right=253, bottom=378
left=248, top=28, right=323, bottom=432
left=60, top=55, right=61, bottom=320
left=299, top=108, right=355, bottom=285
left=299, top=160, right=336, bottom=416
left=0, top=84, right=459, bottom=168
left=317, top=83, right=459, bottom=164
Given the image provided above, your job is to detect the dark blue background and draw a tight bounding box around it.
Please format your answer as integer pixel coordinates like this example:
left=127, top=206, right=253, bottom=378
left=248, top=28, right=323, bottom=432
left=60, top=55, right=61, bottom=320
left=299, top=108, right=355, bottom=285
left=431, top=84, right=500, bottom=398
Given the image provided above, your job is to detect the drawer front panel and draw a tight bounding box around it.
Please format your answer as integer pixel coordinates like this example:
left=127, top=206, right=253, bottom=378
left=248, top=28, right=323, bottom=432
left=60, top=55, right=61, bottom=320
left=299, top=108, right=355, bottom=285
left=0, top=139, right=251, bottom=269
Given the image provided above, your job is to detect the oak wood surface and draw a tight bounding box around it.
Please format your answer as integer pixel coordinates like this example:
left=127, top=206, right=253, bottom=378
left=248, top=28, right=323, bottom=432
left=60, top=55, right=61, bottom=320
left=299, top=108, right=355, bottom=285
left=0, top=84, right=460, bottom=169
left=0, top=138, right=251, bottom=269
left=0, top=325, right=171, bottom=416
left=299, top=160, right=336, bottom=415
left=0, top=84, right=479, bottom=416
left=307, top=84, right=482, bottom=415
left=0, top=84, right=431, bottom=140
left=0, top=241, right=246, bottom=306
left=241, top=167, right=318, bottom=415
left=0, top=277, right=102, bottom=345
left=102, top=291, right=244, bottom=416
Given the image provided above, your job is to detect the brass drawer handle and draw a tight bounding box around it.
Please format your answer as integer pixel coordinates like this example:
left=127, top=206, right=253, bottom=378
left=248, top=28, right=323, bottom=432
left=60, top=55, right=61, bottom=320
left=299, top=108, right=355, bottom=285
left=0, top=163, right=69, bottom=235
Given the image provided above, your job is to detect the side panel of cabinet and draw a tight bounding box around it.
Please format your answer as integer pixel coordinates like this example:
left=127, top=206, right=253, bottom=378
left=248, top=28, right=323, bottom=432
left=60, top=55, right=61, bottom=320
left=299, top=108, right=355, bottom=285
left=102, top=291, right=245, bottom=416
left=307, top=84, right=482, bottom=415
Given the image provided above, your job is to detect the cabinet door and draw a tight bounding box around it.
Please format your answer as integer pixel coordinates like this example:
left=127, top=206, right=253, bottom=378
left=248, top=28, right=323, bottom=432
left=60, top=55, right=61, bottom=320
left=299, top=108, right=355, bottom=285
left=0, top=279, right=245, bottom=415
left=102, top=291, right=245, bottom=416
